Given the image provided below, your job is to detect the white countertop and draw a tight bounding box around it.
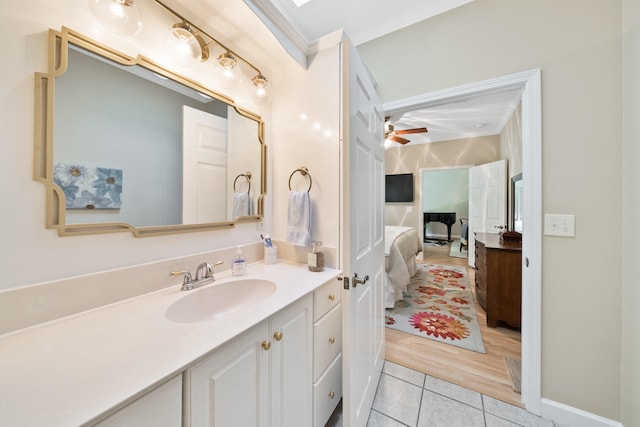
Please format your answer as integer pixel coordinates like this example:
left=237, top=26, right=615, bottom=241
left=0, top=260, right=339, bottom=426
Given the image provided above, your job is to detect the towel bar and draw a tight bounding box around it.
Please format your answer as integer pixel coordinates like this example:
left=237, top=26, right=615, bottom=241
left=233, top=172, right=251, bottom=193
left=288, top=167, right=312, bottom=192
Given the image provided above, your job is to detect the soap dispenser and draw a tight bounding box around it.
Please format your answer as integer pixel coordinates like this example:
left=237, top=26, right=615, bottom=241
left=231, top=246, right=247, bottom=276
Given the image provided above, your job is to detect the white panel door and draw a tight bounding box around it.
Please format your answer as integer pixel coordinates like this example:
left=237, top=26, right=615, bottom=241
left=468, top=159, right=507, bottom=265
left=341, top=38, right=385, bottom=427
left=182, top=105, right=228, bottom=224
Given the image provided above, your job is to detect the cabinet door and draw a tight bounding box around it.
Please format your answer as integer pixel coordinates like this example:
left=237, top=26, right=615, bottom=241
left=188, top=322, right=270, bottom=427
left=270, top=294, right=313, bottom=427
left=95, top=375, right=182, bottom=427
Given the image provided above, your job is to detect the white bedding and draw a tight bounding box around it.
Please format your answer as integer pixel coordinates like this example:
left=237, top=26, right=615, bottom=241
left=384, top=226, right=423, bottom=308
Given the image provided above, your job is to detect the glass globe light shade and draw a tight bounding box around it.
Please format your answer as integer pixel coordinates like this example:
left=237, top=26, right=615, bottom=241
left=214, top=52, right=240, bottom=90
left=250, top=74, right=273, bottom=105
left=166, top=23, right=204, bottom=68
left=88, top=0, right=142, bottom=37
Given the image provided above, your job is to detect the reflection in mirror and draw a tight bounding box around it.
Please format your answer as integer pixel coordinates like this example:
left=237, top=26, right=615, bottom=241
left=511, top=173, right=523, bottom=233
left=35, top=28, right=265, bottom=237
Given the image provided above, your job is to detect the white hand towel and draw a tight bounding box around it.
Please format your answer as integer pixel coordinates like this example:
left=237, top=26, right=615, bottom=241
left=232, top=192, right=250, bottom=218
left=286, top=191, right=311, bottom=246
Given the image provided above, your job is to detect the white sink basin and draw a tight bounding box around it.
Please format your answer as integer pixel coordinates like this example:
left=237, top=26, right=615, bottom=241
left=165, top=279, right=277, bottom=323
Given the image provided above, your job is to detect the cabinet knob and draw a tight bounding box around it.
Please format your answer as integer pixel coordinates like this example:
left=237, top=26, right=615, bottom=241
left=273, top=331, right=283, bottom=341
left=262, top=341, right=271, bottom=351
left=328, top=294, right=335, bottom=301
left=328, top=391, right=335, bottom=399
left=329, top=336, right=335, bottom=344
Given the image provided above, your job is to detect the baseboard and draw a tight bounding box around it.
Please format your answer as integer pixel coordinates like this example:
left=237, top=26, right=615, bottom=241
left=540, top=398, right=623, bottom=427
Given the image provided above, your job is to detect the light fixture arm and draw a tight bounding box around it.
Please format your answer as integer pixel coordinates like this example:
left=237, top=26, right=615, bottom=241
left=153, top=0, right=263, bottom=75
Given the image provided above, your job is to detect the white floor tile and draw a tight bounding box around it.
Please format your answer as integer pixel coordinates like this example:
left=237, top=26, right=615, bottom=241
left=372, top=373, right=423, bottom=426
left=485, top=413, right=523, bottom=427
left=417, top=390, right=485, bottom=427
left=367, top=410, right=410, bottom=427
left=483, top=395, right=554, bottom=427
left=423, top=375, right=483, bottom=409
left=383, top=361, right=426, bottom=387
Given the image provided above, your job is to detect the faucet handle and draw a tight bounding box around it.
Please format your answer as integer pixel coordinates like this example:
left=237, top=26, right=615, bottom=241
left=205, top=261, right=224, bottom=278
left=169, top=271, right=193, bottom=285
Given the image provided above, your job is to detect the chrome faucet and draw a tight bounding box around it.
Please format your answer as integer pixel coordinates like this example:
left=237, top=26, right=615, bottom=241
left=170, top=261, right=223, bottom=291
left=195, top=262, right=213, bottom=281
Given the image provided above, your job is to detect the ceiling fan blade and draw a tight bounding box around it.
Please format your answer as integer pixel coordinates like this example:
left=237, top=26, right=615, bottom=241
left=392, top=136, right=410, bottom=145
left=395, top=127, right=428, bottom=135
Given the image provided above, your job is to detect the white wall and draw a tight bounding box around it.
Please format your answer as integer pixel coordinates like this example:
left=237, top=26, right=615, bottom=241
left=359, top=0, right=623, bottom=421
left=271, top=36, right=342, bottom=265
left=0, top=0, right=290, bottom=289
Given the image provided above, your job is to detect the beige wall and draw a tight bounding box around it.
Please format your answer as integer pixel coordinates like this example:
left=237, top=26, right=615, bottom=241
left=622, top=0, right=640, bottom=425
left=360, top=0, right=624, bottom=421
left=384, top=135, right=499, bottom=231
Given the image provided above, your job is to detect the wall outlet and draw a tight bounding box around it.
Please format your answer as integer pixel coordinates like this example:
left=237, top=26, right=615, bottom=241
left=406, top=206, right=413, bottom=213
left=544, top=214, right=575, bottom=237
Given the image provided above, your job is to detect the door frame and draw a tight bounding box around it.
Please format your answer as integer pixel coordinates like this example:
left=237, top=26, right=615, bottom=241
left=383, top=69, right=542, bottom=414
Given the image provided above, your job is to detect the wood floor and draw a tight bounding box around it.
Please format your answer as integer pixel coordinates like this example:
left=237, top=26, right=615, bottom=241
left=385, top=240, right=523, bottom=407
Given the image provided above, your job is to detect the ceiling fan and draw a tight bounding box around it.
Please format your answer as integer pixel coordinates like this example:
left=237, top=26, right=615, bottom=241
left=384, top=116, right=428, bottom=145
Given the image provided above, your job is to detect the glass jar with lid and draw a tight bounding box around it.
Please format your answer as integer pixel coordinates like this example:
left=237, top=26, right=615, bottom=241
left=308, top=241, right=325, bottom=272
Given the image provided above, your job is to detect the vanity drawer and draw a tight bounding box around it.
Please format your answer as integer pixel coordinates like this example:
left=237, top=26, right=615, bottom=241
left=314, top=278, right=342, bottom=322
left=313, top=302, right=342, bottom=381
left=313, top=353, right=342, bottom=427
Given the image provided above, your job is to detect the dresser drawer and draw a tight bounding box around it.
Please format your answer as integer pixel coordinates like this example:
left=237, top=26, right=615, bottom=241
left=313, top=303, right=342, bottom=381
left=313, top=353, right=342, bottom=427
left=314, top=278, right=342, bottom=322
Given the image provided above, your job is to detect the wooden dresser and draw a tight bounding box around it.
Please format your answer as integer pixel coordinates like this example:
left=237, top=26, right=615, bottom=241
left=474, top=233, right=522, bottom=328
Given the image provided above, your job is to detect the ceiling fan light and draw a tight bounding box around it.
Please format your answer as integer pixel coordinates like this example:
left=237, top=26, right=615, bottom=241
left=88, top=0, right=142, bottom=36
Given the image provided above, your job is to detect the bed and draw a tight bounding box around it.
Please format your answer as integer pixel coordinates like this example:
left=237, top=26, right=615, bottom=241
left=384, top=226, right=423, bottom=309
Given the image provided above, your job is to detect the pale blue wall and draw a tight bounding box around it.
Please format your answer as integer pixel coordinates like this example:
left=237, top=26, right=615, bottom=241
left=422, top=168, right=469, bottom=238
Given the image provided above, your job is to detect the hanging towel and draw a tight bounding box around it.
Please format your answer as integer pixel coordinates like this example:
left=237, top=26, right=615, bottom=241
left=286, top=190, right=311, bottom=246
left=232, top=192, right=251, bottom=218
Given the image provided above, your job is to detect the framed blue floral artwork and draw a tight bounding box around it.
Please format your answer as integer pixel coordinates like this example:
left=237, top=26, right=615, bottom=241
left=54, top=163, right=123, bottom=209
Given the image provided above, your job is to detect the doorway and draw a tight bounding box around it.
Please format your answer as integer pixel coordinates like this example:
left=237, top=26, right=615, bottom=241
left=383, top=69, right=542, bottom=414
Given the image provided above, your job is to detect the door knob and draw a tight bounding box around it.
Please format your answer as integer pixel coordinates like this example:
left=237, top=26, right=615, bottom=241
left=262, top=341, right=271, bottom=350
left=273, top=331, right=283, bottom=341
left=353, top=273, right=369, bottom=287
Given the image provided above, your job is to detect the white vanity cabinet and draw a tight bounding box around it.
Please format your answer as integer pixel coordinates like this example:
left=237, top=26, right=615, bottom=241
left=312, top=278, right=343, bottom=427
left=94, top=375, right=182, bottom=427
left=187, top=293, right=313, bottom=427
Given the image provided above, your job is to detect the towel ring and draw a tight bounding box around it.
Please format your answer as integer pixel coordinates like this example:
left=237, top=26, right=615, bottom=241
left=233, top=172, right=252, bottom=194
left=288, top=167, right=312, bottom=192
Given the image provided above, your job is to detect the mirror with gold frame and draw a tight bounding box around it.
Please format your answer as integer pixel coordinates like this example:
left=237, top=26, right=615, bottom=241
left=34, top=27, right=266, bottom=237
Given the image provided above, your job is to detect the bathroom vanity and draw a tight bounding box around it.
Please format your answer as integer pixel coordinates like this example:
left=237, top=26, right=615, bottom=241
left=0, top=261, right=341, bottom=426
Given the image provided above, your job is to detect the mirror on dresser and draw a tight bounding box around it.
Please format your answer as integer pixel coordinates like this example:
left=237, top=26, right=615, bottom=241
left=35, top=27, right=266, bottom=237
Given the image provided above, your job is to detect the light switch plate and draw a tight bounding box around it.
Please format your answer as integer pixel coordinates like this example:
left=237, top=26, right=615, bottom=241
left=544, top=214, right=575, bottom=237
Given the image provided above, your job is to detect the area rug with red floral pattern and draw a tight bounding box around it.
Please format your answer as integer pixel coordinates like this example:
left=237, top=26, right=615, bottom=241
left=385, top=263, right=486, bottom=353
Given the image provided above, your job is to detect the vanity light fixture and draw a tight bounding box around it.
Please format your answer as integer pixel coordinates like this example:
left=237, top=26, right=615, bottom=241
left=214, top=51, right=240, bottom=89
left=167, top=21, right=210, bottom=67
left=152, top=0, right=272, bottom=103
left=88, top=0, right=142, bottom=36
left=251, top=73, right=272, bottom=105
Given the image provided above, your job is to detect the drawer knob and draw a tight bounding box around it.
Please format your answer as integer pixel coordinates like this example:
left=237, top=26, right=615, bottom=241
left=273, top=331, right=283, bottom=341
left=262, top=341, right=271, bottom=351
left=328, top=391, right=335, bottom=399
left=328, top=294, right=335, bottom=301
left=329, top=336, right=335, bottom=344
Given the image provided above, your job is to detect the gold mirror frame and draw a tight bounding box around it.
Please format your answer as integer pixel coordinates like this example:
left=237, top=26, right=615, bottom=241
left=34, top=27, right=266, bottom=237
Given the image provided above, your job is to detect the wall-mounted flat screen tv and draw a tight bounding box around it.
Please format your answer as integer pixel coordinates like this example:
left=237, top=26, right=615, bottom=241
left=385, top=173, right=414, bottom=202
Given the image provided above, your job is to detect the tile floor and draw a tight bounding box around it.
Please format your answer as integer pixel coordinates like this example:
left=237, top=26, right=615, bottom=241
left=327, top=360, right=558, bottom=427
